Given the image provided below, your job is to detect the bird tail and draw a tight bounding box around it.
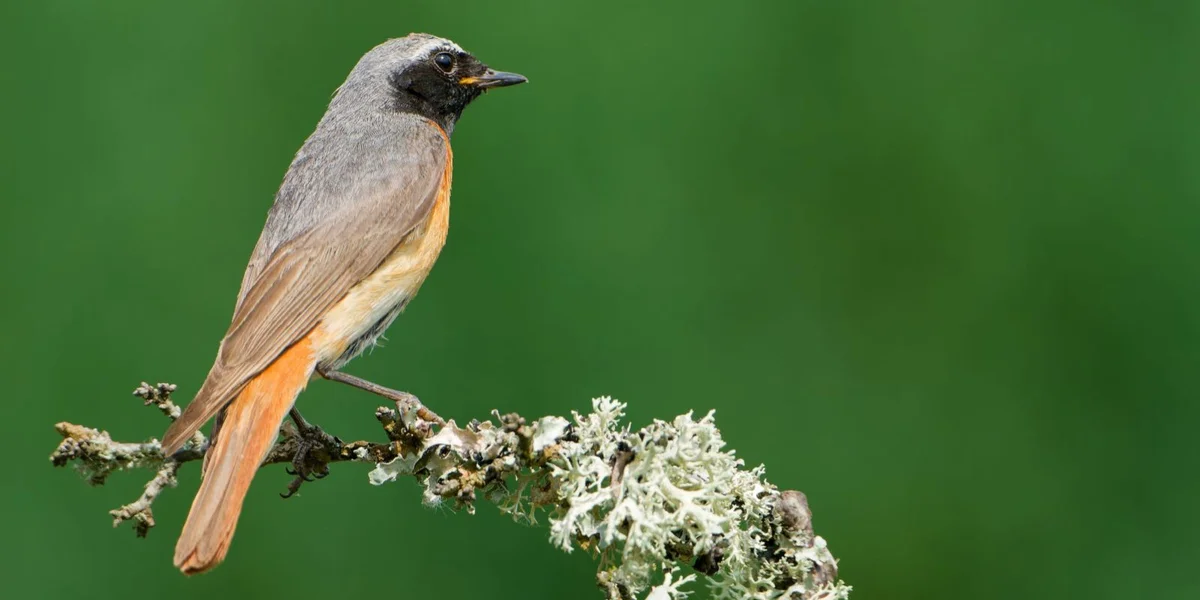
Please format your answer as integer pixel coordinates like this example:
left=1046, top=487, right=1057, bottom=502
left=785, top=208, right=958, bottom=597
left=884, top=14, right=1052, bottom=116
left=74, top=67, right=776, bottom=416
left=173, top=337, right=315, bottom=575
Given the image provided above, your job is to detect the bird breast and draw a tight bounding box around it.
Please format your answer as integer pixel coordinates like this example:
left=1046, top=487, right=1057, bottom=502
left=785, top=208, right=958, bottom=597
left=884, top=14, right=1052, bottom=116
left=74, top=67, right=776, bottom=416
left=312, top=157, right=452, bottom=369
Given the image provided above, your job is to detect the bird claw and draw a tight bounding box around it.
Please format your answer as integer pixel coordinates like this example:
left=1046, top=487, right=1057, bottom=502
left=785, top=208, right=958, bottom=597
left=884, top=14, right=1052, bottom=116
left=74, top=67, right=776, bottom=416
left=284, top=466, right=315, bottom=482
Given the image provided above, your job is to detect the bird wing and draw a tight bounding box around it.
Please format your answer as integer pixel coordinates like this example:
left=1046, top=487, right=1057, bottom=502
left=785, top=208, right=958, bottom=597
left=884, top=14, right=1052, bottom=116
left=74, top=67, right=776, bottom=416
left=163, top=119, right=449, bottom=454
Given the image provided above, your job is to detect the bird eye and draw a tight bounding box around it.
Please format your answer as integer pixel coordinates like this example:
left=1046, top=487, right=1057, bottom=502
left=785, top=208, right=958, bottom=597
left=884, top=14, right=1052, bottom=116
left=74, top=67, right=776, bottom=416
left=433, top=52, right=454, bottom=73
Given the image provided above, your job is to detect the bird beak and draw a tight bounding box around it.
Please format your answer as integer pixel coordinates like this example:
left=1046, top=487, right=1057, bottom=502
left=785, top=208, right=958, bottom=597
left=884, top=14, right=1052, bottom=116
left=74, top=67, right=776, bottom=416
left=459, top=69, right=528, bottom=89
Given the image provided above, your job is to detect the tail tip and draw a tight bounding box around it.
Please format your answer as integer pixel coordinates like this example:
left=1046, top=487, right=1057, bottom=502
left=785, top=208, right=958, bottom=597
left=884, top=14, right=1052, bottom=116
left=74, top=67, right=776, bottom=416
left=175, top=546, right=225, bottom=576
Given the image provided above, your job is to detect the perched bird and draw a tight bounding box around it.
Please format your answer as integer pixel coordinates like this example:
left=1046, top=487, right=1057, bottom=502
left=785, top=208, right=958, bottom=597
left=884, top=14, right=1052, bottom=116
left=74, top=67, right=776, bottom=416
left=160, top=33, right=526, bottom=575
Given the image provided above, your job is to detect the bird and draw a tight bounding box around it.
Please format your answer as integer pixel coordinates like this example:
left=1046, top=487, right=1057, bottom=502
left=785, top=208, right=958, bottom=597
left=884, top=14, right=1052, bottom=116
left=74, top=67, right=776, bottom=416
left=159, top=33, right=526, bottom=575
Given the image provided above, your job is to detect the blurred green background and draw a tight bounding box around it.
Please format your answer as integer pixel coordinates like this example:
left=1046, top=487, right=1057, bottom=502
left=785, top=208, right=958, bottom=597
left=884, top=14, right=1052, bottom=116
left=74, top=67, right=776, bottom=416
left=2, top=0, right=1196, bottom=598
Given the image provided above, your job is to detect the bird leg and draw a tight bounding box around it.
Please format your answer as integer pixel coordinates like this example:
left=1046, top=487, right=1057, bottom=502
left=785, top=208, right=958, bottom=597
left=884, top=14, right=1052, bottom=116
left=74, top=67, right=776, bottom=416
left=279, top=407, right=336, bottom=499
left=317, top=369, right=445, bottom=425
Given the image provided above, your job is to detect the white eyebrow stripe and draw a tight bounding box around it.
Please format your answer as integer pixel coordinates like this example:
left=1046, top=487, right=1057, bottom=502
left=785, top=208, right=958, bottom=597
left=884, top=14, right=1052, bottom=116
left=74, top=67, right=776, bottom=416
left=413, top=38, right=466, bottom=57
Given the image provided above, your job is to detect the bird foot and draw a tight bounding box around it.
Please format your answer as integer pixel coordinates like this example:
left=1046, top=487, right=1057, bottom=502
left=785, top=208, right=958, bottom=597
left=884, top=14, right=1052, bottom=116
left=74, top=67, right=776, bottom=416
left=280, top=408, right=339, bottom=499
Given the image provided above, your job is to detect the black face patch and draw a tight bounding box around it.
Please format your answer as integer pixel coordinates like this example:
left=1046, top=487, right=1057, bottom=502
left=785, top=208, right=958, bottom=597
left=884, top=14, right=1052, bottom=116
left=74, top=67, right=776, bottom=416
left=388, top=48, right=492, bottom=132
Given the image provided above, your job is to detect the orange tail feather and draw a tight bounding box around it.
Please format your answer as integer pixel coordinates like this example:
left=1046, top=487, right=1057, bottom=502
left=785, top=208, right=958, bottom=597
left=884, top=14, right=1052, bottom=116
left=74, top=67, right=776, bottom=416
left=174, top=337, right=316, bottom=575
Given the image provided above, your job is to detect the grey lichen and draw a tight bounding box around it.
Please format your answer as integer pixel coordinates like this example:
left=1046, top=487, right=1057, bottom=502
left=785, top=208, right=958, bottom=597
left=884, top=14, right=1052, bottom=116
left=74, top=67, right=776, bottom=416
left=51, top=385, right=849, bottom=600
left=369, top=396, right=850, bottom=600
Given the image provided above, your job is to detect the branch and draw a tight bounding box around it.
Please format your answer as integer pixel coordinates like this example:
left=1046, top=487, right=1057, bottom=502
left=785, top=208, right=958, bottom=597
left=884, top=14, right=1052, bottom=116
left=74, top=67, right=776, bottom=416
left=50, top=382, right=851, bottom=600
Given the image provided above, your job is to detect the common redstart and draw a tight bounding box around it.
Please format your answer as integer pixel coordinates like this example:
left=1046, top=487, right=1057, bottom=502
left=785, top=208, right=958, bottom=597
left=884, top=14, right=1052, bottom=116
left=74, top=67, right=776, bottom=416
left=160, top=34, right=526, bottom=574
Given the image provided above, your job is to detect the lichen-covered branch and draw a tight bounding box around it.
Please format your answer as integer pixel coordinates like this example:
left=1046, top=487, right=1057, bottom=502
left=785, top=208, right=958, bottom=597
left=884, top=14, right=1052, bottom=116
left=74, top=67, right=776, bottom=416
left=49, top=383, right=850, bottom=600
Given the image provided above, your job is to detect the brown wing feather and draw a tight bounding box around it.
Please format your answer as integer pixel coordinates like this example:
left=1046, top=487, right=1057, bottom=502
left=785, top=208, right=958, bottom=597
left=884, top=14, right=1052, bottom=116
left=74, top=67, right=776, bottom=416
left=162, top=121, right=449, bottom=455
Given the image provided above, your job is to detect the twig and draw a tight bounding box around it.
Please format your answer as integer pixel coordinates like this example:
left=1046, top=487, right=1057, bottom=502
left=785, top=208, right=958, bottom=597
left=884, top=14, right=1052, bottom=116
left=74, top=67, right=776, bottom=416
left=108, top=459, right=180, bottom=537
left=133, top=382, right=181, bottom=420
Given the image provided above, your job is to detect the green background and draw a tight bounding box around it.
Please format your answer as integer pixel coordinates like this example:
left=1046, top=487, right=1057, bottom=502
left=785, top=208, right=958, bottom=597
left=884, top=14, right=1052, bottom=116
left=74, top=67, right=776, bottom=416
left=2, top=1, right=1196, bottom=598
